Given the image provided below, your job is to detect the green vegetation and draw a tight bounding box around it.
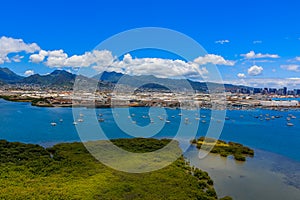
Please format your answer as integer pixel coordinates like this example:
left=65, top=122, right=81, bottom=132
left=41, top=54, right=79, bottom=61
left=0, top=138, right=228, bottom=200
left=191, top=137, right=254, bottom=161
left=0, top=95, right=52, bottom=107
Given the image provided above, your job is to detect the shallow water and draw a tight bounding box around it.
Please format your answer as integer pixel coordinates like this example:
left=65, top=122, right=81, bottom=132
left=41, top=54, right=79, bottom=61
left=185, top=146, right=300, bottom=200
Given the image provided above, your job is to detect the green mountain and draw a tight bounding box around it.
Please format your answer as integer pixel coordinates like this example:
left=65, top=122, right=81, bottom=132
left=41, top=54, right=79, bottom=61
left=0, top=67, right=24, bottom=83
left=94, top=71, right=251, bottom=92
left=21, top=70, right=76, bottom=87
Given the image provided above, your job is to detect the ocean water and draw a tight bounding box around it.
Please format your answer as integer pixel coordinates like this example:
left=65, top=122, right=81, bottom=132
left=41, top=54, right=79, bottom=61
left=0, top=99, right=300, bottom=199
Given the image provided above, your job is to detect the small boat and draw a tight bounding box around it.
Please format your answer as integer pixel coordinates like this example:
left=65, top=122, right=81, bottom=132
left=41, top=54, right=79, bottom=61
left=78, top=118, right=84, bottom=122
left=98, top=113, right=103, bottom=117
left=131, top=113, right=135, bottom=117
left=287, top=123, right=294, bottom=126
left=225, top=117, right=230, bottom=120
left=201, top=115, right=206, bottom=118
left=98, top=118, right=104, bottom=122
left=132, top=121, right=136, bottom=124
left=201, top=120, right=206, bottom=123
left=171, top=116, right=175, bottom=118
left=79, top=113, right=84, bottom=117
left=195, top=117, right=200, bottom=120
left=73, top=122, right=78, bottom=125
left=240, top=115, right=244, bottom=118
left=165, top=120, right=171, bottom=123
left=265, top=118, right=270, bottom=121
left=287, top=117, right=291, bottom=121
left=271, top=116, right=275, bottom=119
left=142, top=115, right=148, bottom=119
left=50, top=122, right=57, bottom=126
left=291, top=116, right=297, bottom=119
left=184, top=118, right=189, bottom=124
left=150, top=119, right=154, bottom=123
left=59, top=119, right=63, bottom=122
left=178, top=113, right=183, bottom=116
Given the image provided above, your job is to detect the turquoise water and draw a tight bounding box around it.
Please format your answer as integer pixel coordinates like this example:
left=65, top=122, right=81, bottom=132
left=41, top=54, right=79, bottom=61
left=1, top=98, right=300, bottom=199
left=272, top=97, right=300, bottom=101
left=1, top=99, right=299, bottom=162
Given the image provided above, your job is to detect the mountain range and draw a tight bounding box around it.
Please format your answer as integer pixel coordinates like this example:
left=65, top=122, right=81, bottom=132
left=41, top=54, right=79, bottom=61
left=0, top=67, right=250, bottom=92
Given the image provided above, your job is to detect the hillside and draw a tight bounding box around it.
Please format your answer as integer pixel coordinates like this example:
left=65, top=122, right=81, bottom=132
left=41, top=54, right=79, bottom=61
left=0, top=67, right=24, bottom=83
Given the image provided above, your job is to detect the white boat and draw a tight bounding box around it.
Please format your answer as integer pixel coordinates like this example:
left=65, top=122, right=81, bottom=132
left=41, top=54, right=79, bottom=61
left=201, top=120, right=206, bottom=123
left=287, top=123, right=294, bottom=126
left=59, top=119, right=63, bottom=122
left=195, top=117, right=200, bottom=120
left=178, top=113, right=183, bottom=116
left=165, top=120, right=171, bottom=123
left=50, top=122, right=57, bottom=126
left=225, top=117, right=230, bottom=120
left=79, top=113, right=84, bottom=117
left=287, top=117, right=291, bottom=121
left=73, top=122, right=78, bottom=125
left=201, top=115, right=206, bottom=118
left=132, top=121, right=136, bottom=124
left=98, top=118, right=104, bottom=122
left=78, top=118, right=84, bottom=122
left=291, top=116, right=297, bottom=119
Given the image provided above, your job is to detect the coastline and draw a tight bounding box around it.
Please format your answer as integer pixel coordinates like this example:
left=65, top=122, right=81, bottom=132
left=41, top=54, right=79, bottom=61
left=1, top=95, right=300, bottom=111
left=184, top=146, right=300, bottom=200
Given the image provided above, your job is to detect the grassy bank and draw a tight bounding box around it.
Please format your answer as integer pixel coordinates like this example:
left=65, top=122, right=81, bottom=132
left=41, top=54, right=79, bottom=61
left=191, top=137, right=254, bottom=161
left=0, top=138, right=231, bottom=200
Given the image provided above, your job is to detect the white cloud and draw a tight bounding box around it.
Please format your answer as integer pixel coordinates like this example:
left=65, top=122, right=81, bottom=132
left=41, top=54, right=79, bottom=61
left=215, top=40, right=230, bottom=44
left=193, top=54, right=235, bottom=66
left=241, top=51, right=279, bottom=59
left=30, top=49, right=115, bottom=69
left=248, top=65, right=263, bottom=76
left=105, top=53, right=209, bottom=79
left=295, top=57, right=300, bottom=62
left=280, top=64, right=300, bottom=72
left=29, top=50, right=48, bottom=63
left=11, top=55, right=24, bottom=62
left=24, top=70, right=34, bottom=76
left=0, top=36, right=40, bottom=64
left=237, top=73, right=246, bottom=78
left=253, top=40, right=262, bottom=44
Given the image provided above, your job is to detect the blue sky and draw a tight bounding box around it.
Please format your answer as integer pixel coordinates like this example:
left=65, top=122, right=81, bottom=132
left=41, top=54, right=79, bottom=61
left=1, top=0, right=300, bottom=88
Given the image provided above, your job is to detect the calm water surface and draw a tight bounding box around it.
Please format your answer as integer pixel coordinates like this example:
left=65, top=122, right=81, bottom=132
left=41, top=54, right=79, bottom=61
left=0, top=99, right=299, bottom=199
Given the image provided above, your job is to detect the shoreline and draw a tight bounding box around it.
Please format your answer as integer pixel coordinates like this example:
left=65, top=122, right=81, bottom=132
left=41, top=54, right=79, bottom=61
left=1, top=96, right=300, bottom=111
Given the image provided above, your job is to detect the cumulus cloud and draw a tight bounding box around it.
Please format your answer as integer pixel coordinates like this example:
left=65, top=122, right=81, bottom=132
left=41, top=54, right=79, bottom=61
left=11, top=55, right=24, bottom=62
left=237, top=73, right=246, bottom=78
left=253, top=40, right=262, bottom=44
left=104, top=53, right=209, bottom=79
left=0, top=36, right=40, bottom=64
left=295, top=57, right=300, bottom=62
left=193, top=54, right=235, bottom=66
left=248, top=65, right=263, bottom=76
left=24, top=70, right=34, bottom=76
left=30, top=49, right=115, bottom=69
left=29, top=50, right=48, bottom=63
left=241, top=51, right=279, bottom=59
left=215, top=40, right=230, bottom=44
left=280, top=64, right=300, bottom=72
